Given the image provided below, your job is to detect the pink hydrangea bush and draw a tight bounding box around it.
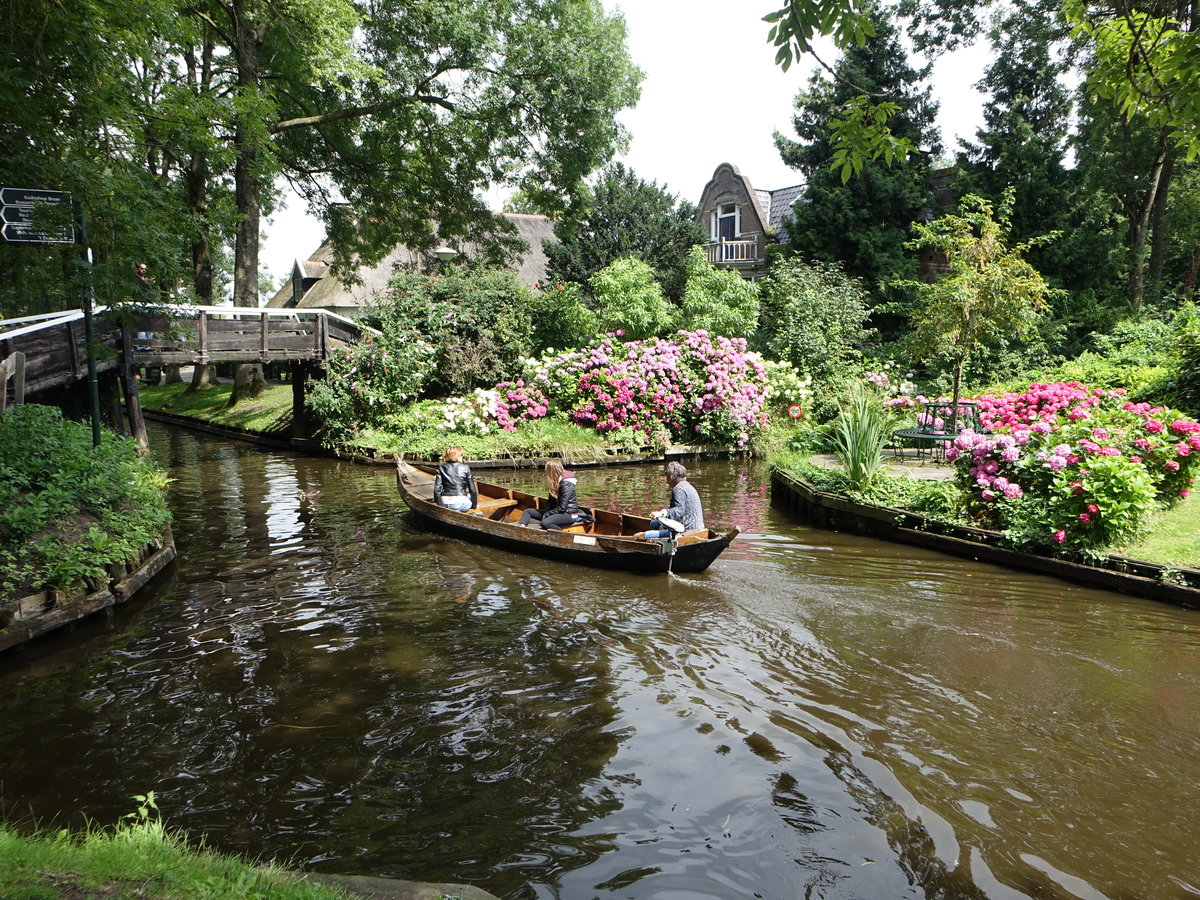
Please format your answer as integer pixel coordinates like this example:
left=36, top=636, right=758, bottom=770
left=948, top=381, right=1200, bottom=554
left=491, top=381, right=550, bottom=431
left=501, top=330, right=770, bottom=447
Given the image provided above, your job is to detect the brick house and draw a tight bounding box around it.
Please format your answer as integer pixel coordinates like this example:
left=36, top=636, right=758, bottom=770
left=695, top=162, right=804, bottom=280
left=696, top=161, right=958, bottom=281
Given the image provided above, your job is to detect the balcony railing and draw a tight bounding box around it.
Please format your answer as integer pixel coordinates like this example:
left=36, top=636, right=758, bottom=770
left=705, top=239, right=758, bottom=265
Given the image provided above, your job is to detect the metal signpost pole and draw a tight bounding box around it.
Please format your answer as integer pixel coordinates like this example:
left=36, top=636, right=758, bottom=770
left=75, top=204, right=102, bottom=447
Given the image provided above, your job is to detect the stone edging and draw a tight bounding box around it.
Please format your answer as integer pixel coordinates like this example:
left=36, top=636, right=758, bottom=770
left=771, top=469, right=1200, bottom=609
left=1, top=528, right=177, bottom=653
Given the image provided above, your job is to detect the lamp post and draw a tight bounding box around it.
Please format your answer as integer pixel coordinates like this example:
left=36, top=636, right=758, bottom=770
left=432, top=245, right=457, bottom=269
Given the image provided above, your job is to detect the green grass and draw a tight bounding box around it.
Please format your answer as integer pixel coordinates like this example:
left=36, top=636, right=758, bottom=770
left=358, top=414, right=616, bottom=461
left=140, top=382, right=294, bottom=433
left=0, top=819, right=348, bottom=900
left=1118, top=498, right=1200, bottom=568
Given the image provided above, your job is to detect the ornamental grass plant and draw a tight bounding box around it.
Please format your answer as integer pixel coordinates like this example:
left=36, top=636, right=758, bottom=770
left=829, top=384, right=891, bottom=489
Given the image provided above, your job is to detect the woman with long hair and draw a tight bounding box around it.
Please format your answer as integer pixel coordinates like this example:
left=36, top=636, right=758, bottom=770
left=433, top=446, right=477, bottom=511
left=518, top=460, right=592, bottom=531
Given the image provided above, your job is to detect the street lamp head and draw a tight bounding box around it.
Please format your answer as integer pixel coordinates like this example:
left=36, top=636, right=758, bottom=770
left=433, top=245, right=457, bottom=262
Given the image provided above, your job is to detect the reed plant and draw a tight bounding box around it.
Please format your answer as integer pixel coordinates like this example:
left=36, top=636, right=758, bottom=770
left=829, top=385, right=891, bottom=489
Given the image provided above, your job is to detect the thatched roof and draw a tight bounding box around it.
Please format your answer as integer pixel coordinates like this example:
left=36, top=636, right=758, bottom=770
left=266, top=213, right=558, bottom=312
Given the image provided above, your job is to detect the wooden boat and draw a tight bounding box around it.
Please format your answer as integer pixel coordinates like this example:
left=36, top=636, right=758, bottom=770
left=396, top=460, right=739, bottom=574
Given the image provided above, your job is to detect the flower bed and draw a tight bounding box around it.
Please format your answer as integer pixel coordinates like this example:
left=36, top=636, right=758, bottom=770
left=944, top=382, right=1199, bottom=555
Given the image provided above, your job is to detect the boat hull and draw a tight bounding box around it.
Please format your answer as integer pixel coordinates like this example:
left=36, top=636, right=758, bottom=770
left=397, top=461, right=736, bottom=574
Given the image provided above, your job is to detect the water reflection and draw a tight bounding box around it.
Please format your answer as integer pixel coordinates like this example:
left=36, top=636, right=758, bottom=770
left=0, top=429, right=1198, bottom=900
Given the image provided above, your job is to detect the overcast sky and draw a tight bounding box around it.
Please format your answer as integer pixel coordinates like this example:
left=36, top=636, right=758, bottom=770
left=260, top=0, right=989, bottom=286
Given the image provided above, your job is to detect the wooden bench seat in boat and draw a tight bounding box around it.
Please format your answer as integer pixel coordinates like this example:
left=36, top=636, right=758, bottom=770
left=470, top=497, right=519, bottom=515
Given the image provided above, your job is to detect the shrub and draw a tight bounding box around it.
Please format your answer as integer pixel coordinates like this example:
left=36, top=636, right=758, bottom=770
left=0, top=405, right=171, bottom=597
left=528, top=281, right=599, bottom=354
left=376, top=267, right=538, bottom=395
left=948, top=381, right=1200, bottom=554
left=518, top=330, right=770, bottom=448
left=589, top=256, right=677, bottom=340
left=307, top=331, right=437, bottom=438
left=753, top=256, right=874, bottom=386
left=677, top=246, right=760, bottom=338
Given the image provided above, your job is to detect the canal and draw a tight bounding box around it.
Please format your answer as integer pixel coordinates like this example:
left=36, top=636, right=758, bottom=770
left=1, top=424, right=1197, bottom=899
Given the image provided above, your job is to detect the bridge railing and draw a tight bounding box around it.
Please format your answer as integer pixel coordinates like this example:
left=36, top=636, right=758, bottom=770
left=0, top=304, right=379, bottom=397
left=0, top=310, right=121, bottom=396
left=128, top=304, right=376, bottom=366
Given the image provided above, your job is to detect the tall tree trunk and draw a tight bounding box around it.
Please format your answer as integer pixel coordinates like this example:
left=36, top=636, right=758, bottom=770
left=185, top=363, right=220, bottom=392
left=1146, top=151, right=1175, bottom=307
left=1182, top=242, right=1200, bottom=303
left=231, top=0, right=265, bottom=309
left=188, top=149, right=214, bottom=304
left=228, top=362, right=267, bottom=405
left=185, top=31, right=218, bottom=391
left=1127, top=134, right=1171, bottom=314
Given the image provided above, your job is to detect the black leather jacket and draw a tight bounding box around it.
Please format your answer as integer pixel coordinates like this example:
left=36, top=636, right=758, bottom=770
left=434, top=461, right=477, bottom=509
left=546, top=474, right=593, bottom=522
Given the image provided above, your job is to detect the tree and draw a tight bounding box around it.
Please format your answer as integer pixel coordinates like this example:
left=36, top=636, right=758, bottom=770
left=752, top=256, right=874, bottom=388
left=904, top=191, right=1055, bottom=428
left=0, top=0, right=206, bottom=317
left=544, top=163, right=705, bottom=301
left=2, top=0, right=641, bottom=321
left=958, top=6, right=1074, bottom=251
left=776, top=9, right=939, bottom=300
left=677, top=247, right=760, bottom=338
left=766, top=0, right=1200, bottom=176
left=589, top=257, right=676, bottom=340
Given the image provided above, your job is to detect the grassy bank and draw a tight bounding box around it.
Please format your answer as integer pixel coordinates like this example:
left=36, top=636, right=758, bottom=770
left=0, top=814, right=347, bottom=900
left=140, top=381, right=294, bottom=434
left=1119, top=500, right=1200, bottom=567
left=140, top=381, right=637, bottom=462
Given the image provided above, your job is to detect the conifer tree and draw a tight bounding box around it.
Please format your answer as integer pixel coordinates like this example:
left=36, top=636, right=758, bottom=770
left=775, top=9, right=939, bottom=302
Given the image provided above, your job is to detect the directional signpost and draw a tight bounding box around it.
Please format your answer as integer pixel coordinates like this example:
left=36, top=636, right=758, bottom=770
left=0, top=187, right=74, bottom=244
left=0, top=186, right=99, bottom=444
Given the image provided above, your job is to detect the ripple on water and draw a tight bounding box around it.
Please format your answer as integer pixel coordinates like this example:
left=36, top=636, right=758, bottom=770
left=2, top=440, right=1199, bottom=900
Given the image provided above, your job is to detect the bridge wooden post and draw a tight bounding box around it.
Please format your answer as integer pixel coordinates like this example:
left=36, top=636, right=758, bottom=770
left=119, top=327, right=150, bottom=453
left=0, top=350, right=26, bottom=412
left=290, top=360, right=319, bottom=439
left=197, top=312, right=209, bottom=362
left=260, top=311, right=270, bottom=362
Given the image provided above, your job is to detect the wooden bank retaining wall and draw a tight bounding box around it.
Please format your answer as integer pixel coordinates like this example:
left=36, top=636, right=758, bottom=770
left=771, top=468, right=1200, bottom=610
left=0, top=530, right=176, bottom=653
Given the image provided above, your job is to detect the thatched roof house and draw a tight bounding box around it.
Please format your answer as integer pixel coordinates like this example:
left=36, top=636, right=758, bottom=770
left=266, top=213, right=557, bottom=317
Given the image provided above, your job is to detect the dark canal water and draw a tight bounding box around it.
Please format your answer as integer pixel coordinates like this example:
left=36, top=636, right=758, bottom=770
left=2, top=425, right=1199, bottom=899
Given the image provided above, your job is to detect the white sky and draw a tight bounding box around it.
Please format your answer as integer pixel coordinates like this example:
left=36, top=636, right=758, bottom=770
left=260, top=0, right=989, bottom=287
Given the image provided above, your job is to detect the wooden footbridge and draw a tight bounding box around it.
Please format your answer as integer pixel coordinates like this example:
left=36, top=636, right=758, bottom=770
left=0, top=304, right=373, bottom=440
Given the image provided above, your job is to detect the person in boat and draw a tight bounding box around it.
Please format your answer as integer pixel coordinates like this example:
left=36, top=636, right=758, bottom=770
left=434, top=446, right=478, bottom=512
left=518, top=460, right=594, bottom=531
left=636, top=461, right=704, bottom=540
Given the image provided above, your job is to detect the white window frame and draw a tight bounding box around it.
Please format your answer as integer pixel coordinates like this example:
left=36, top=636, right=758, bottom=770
left=712, top=200, right=740, bottom=240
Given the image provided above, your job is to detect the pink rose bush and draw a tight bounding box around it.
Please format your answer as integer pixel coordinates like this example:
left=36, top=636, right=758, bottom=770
left=949, top=381, right=1199, bottom=554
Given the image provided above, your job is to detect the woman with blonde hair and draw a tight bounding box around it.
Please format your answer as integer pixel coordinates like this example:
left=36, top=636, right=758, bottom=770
left=433, top=446, right=477, bottom=511
left=518, top=460, right=593, bottom=530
